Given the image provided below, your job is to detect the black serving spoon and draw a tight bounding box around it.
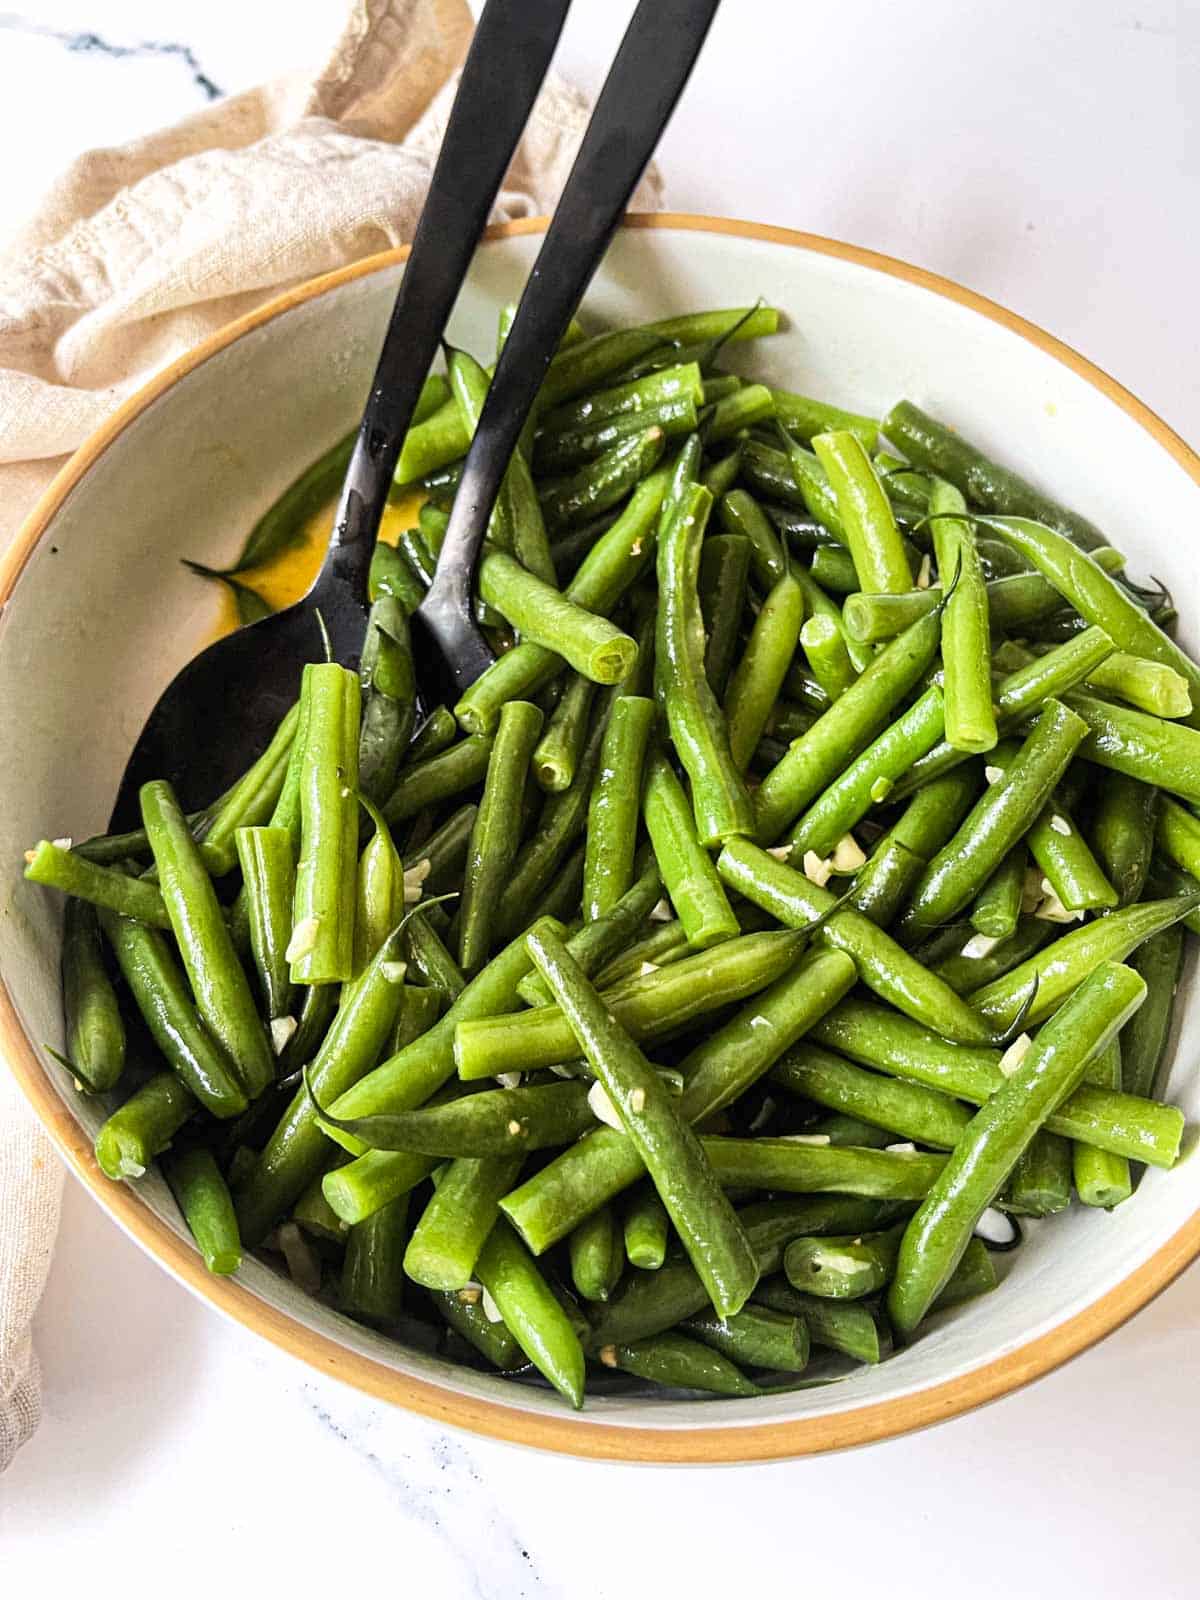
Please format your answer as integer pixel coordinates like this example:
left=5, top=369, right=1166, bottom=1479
left=110, top=0, right=721, bottom=829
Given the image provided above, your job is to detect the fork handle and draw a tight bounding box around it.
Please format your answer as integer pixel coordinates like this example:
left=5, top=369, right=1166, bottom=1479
left=420, top=0, right=723, bottom=693
left=313, top=0, right=572, bottom=610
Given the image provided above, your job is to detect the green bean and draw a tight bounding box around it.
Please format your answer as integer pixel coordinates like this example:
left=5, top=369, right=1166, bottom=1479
left=812, top=431, right=911, bottom=593
left=382, top=735, right=494, bottom=828
left=587, top=1197, right=892, bottom=1346
left=698, top=532, right=753, bottom=698
left=976, top=514, right=1200, bottom=721
left=968, top=845, right=1025, bottom=941
left=594, top=918, right=691, bottom=988
left=702, top=446, right=744, bottom=501
left=493, top=721, right=605, bottom=944
left=1121, top=925, right=1185, bottom=1101
left=717, top=838, right=1000, bottom=1046
left=163, top=1146, right=242, bottom=1274
left=1090, top=773, right=1158, bottom=906
left=520, top=859, right=658, bottom=1007
left=235, top=826, right=295, bottom=1024
left=753, top=606, right=944, bottom=842
left=642, top=754, right=739, bottom=948
left=431, top=1288, right=523, bottom=1371
left=476, top=1218, right=586, bottom=1407
left=61, top=898, right=125, bottom=1093
left=933, top=917, right=1054, bottom=993
left=317, top=1079, right=593, bottom=1157
left=234, top=929, right=409, bottom=1244
left=341, top=1194, right=409, bottom=1325
left=800, top=614, right=857, bottom=704
left=99, top=910, right=247, bottom=1118
left=140, top=779, right=274, bottom=1099
left=369, top=541, right=424, bottom=615
left=888, top=628, right=1116, bottom=802
left=786, top=687, right=946, bottom=861
left=395, top=398, right=470, bottom=487
left=526, top=925, right=758, bottom=1319
left=930, top=477, right=997, bottom=753
left=539, top=427, right=666, bottom=532
left=895, top=700, right=1088, bottom=941
left=321, top=912, right=566, bottom=1178
left=968, top=891, right=1199, bottom=1030
left=624, top=1186, right=670, bottom=1270
left=843, top=588, right=939, bottom=643
left=657, top=481, right=755, bottom=843
left=292, top=1169, right=350, bottom=1244
left=404, top=1154, right=523, bottom=1291
left=703, top=383, right=774, bottom=444
left=354, top=803, right=408, bottom=973
left=479, top=552, right=638, bottom=686
left=458, top=927, right=807, bottom=1080
left=536, top=395, right=699, bottom=475
left=724, top=569, right=805, bottom=771
left=582, top=695, right=656, bottom=920
left=889, top=961, right=1146, bottom=1336
left=456, top=470, right=668, bottom=735
left=848, top=771, right=979, bottom=928
left=771, top=1043, right=973, bottom=1150
left=717, top=487, right=787, bottom=587
left=24, top=840, right=171, bottom=927
left=598, top=1331, right=759, bottom=1396
left=1082, top=652, right=1193, bottom=719
left=773, top=391, right=877, bottom=451
left=538, top=308, right=778, bottom=413
left=703, top=1138, right=946, bottom=1199
left=570, top=1204, right=624, bottom=1302
left=225, top=430, right=357, bottom=572
left=389, top=980, right=443, bottom=1053
left=457, top=700, right=543, bottom=977
left=499, top=948, right=857, bottom=1253
left=881, top=400, right=1108, bottom=551
left=402, top=911, right=465, bottom=1008
left=277, top=981, right=339, bottom=1079
left=358, top=599, right=416, bottom=805
left=683, top=1304, right=809, bottom=1373
left=1005, top=1131, right=1073, bottom=1216
left=1072, top=1039, right=1132, bottom=1209
left=95, top=1071, right=194, bottom=1180
left=785, top=1223, right=905, bottom=1299
left=752, top=1280, right=883, bottom=1364
left=194, top=701, right=301, bottom=875
left=404, top=708, right=458, bottom=770
left=812, top=994, right=1183, bottom=1167
left=767, top=433, right=845, bottom=535
left=539, top=362, right=704, bottom=438
left=533, top=674, right=595, bottom=794
left=289, top=664, right=359, bottom=985
left=405, top=803, right=476, bottom=897
left=808, top=546, right=860, bottom=594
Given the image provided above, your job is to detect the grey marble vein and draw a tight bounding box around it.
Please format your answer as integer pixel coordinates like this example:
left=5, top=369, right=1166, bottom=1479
left=300, top=1382, right=556, bottom=1600
left=0, top=13, right=223, bottom=99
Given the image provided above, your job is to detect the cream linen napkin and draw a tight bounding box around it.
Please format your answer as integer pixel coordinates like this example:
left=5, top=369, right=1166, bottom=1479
left=0, top=0, right=662, bottom=1473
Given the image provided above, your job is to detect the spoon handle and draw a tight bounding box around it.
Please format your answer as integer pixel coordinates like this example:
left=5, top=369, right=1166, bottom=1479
left=313, top=0, right=573, bottom=610
left=420, top=0, right=723, bottom=695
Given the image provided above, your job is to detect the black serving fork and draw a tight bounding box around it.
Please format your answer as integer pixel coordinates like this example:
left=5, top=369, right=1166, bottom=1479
left=110, top=0, right=721, bottom=828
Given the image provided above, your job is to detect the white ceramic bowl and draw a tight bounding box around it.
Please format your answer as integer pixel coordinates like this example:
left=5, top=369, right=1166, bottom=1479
left=3, top=215, right=1199, bottom=1463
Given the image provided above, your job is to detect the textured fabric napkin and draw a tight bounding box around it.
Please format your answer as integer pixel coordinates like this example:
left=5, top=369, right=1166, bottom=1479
left=0, top=0, right=661, bottom=1473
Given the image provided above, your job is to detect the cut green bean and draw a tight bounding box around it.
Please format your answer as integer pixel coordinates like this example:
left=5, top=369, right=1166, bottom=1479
left=459, top=700, right=543, bottom=976
left=61, top=898, right=125, bottom=1093
left=583, top=695, right=656, bottom=920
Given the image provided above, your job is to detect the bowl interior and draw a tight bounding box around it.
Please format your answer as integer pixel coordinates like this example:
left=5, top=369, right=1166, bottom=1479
left=3, top=220, right=1199, bottom=1452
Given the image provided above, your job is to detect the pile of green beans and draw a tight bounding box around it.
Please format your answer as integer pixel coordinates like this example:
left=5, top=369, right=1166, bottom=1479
left=28, top=301, right=1198, bottom=1411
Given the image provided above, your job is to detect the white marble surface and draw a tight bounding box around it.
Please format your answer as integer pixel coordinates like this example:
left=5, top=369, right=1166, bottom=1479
left=4, top=0, right=1200, bottom=1590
